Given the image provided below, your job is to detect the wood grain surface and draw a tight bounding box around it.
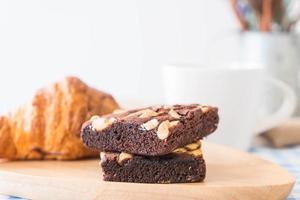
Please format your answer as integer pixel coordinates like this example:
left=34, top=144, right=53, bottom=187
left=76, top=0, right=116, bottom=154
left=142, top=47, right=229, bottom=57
left=0, top=142, right=295, bottom=200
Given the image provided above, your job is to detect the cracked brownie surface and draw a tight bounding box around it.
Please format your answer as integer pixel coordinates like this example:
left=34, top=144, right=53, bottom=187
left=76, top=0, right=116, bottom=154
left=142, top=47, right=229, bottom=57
left=81, top=104, right=219, bottom=156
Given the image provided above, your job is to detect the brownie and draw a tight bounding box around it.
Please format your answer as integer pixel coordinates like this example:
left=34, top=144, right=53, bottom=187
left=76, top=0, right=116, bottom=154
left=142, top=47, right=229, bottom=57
left=81, top=104, right=219, bottom=156
left=100, top=141, right=206, bottom=183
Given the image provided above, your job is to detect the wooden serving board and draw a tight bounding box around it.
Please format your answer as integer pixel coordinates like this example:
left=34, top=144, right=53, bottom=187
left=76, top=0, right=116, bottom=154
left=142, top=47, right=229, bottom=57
left=0, top=142, right=295, bottom=200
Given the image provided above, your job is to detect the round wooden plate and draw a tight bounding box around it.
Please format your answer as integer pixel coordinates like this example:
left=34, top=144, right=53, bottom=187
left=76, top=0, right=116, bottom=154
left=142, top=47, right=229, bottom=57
left=0, top=142, right=295, bottom=200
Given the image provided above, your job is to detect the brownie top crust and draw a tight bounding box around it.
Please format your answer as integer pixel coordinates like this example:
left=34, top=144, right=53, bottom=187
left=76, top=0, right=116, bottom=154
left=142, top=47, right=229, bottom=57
left=81, top=104, right=218, bottom=156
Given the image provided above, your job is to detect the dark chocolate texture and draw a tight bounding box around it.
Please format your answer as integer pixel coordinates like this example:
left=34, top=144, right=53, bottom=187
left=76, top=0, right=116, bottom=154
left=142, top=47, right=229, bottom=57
left=100, top=142, right=205, bottom=183
left=81, top=104, right=218, bottom=156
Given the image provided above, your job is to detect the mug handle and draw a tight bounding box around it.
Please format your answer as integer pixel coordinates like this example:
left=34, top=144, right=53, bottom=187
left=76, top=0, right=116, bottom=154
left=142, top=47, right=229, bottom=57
left=254, top=77, right=297, bottom=134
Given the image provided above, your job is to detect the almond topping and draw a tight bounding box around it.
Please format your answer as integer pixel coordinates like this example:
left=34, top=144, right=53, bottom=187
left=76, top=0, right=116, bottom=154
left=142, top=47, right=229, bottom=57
left=90, top=115, right=100, bottom=121
left=168, top=109, right=181, bottom=119
left=100, top=152, right=106, bottom=162
left=92, top=117, right=116, bottom=131
left=185, top=142, right=200, bottom=151
left=117, top=152, right=133, bottom=164
left=188, top=149, right=202, bottom=157
left=141, top=119, right=159, bottom=130
left=156, top=120, right=179, bottom=140
left=157, top=120, right=170, bottom=140
left=200, top=106, right=209, bottom=113
left=139, top=109, right=158, bottom=118
left=169, top=120, right=180, bottom=127
left=173, top=148, right=187, bottom=153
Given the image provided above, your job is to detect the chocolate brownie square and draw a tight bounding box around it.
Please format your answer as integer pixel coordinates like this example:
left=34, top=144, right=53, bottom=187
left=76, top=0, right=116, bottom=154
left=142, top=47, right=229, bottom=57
left=100, top=141, right=206, bottom=183
left=81, top=104, right=218, bottom=156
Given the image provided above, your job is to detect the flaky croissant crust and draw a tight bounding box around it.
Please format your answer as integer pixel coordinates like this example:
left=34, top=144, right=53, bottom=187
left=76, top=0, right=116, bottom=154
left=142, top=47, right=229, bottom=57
left=0, top=77, right=119, bottom=160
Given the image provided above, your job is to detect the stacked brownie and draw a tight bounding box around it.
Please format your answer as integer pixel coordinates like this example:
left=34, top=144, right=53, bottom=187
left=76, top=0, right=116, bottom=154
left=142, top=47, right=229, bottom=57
left=81, top=104, right=219, bottom=183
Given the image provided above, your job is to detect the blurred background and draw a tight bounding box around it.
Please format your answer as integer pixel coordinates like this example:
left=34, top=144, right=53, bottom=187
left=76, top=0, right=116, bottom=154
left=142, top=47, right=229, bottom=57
left=0, top=0, right=240, bottom=113
left=1, top=0, right=300, bottom=149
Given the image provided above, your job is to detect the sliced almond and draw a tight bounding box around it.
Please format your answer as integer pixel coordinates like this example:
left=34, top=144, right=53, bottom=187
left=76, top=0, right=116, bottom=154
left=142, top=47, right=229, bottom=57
left=127, top=109, right=157, bottom=118
left=92, top=118, right=106, bottom=131
left=173, top=148, right=187, bottom=153
left=169, top=120, right=180, bottom=127
left=117, top=152, right=133, bottom=164
left=157, top=120, right=170, bottom=140
left=188, top=149, right=202, bottom=157
left=168, top=109, right=181, bottom=119
left=199, top=106, right=209, bottom=113
left=185, top=142, right=200, bottom=151
left=127, top=111, right=141, bottom=117
left=92, top=117, right=116, bottom=131
left=100, top=152, right=106, bottom=162
left=90, top=115, right=100, bottom=121
left=156, top=120, right=180, bottom=140
left=141, top=119, right=159, bottom=130
left=139, top=109, right=158, bottom=118
left=109, top=117, right=116, bottom=122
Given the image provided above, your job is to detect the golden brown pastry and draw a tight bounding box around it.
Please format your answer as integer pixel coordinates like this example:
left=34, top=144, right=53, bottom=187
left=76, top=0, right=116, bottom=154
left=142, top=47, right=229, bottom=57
left=0, top=76, right=119, bottom=160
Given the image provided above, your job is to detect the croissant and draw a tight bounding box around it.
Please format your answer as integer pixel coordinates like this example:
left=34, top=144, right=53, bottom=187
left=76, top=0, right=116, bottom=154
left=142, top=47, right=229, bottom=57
left=0, top=76, right=119, bottom=160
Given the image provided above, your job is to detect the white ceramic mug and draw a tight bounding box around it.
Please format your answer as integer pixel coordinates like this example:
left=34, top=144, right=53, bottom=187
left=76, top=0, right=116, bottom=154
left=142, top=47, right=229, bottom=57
left=162, top=64, right=297, bottom=150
